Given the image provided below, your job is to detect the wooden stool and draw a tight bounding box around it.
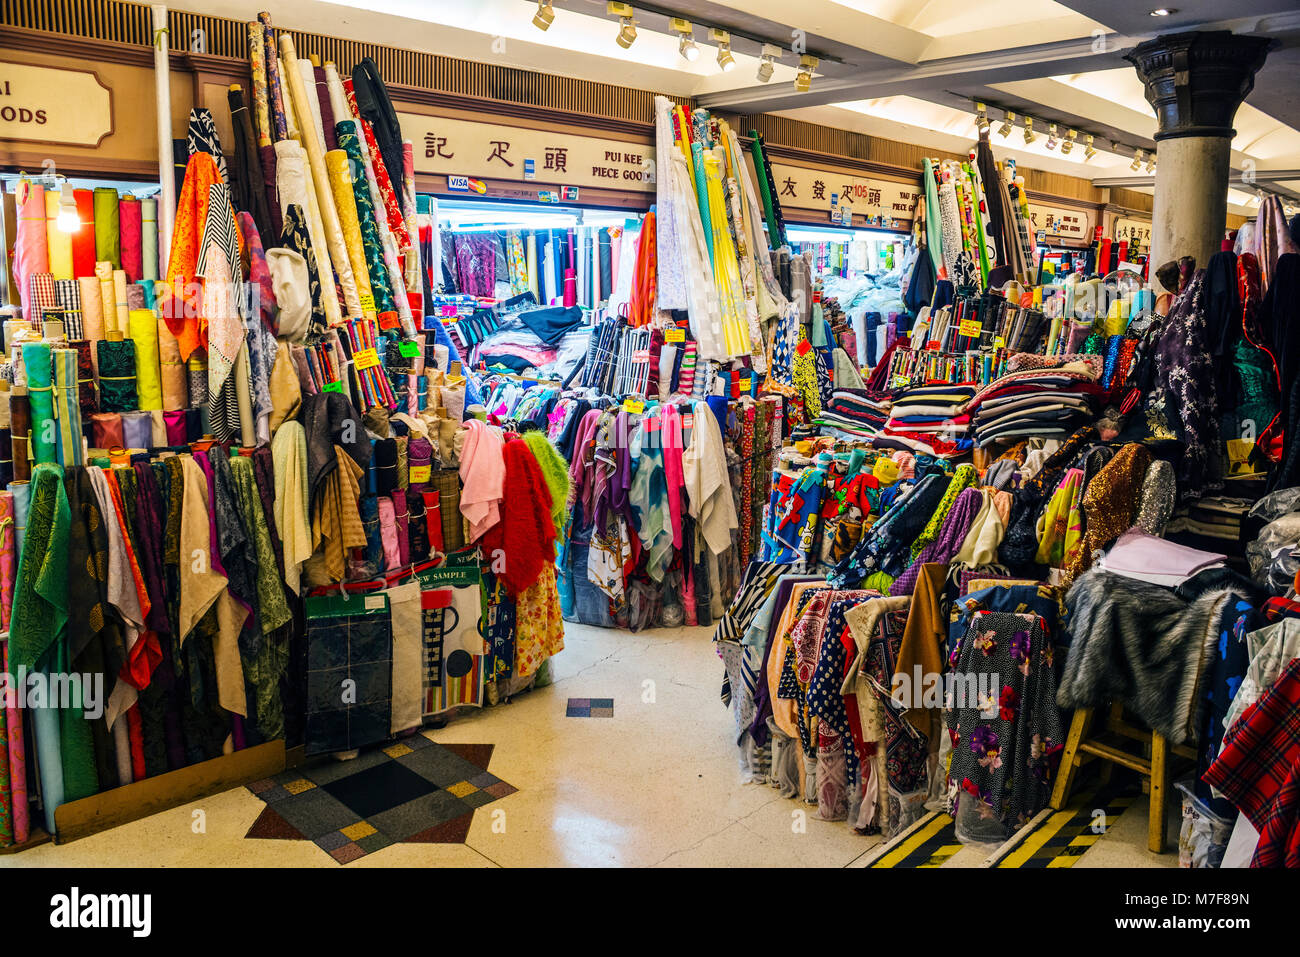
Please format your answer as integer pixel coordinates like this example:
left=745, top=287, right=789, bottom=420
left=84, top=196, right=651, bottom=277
left=1049, top=704, right=1196, bottom=854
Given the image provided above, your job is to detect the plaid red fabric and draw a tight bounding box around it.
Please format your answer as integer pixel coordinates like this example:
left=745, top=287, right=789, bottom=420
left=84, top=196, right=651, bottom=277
left=1262, top=596, right=1300, bottom=624
left=1204, top=657, right=1300, bottom=866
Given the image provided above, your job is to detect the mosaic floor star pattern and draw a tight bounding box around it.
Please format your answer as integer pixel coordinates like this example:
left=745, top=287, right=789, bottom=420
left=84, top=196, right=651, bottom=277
left=245, top=736, right=517, bottom=863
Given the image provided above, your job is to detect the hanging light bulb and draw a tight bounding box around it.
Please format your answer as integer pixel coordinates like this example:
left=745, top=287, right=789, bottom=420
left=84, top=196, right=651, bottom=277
left=1061, top=129, right=1077, bottom=155
left=532, top=0, right=554, bottom=30
left=1083, top=134, right=1096, bottom=161
left=56, top=183, right=79, bottom=232
left=757, top=43, right=781, bottom=82
left=669, top=18, right=698, bottom=61
left=1045, top=122, right=1059, bottom=150
left=1023, top=116, right=1036, bottom=145
left=607, top=2, right=636, bottom=49
left=1131, top=147, right=1143, bottom=171
left=711, top=29, right=736, bottom=72
left=997, top=111, right=1015, bottom=138
left=795, top=54, right=818, bottom=92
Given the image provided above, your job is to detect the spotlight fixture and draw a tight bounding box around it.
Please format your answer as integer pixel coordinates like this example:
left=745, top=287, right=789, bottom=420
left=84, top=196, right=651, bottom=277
left=1045, top=122, right=1059, bottom=150
left=56, top=183, right=79, bottom=232
left=795, top=54, right=817, bottom=92
left=997, top=111, right=1015, bottom=138
left=1083, top=134, right=1096, bottom=161
left=711, top=28, right=736, bottom=72
left=1023, top=116, right=1036, bottom=145
left=1131, top=148, right=1143, bottom=171
left=1061, top=129, right=1077, bottom=155
left=670, top=17, right=698, bottom=61
left=607, top=2, right=636, bottom=49
left=532, top=0, right=554, bottom=31
left=757, top=43, right=781, bottom=82
left=1145, top=152, right=1156, bottom=173
left=1149, top=8, right=1177, bottom=16
left=975, top=102, right=989, bottom=133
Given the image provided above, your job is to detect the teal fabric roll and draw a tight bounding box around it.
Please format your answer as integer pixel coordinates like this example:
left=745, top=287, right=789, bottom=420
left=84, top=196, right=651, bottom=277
left=691, top=141, right=713, bottom=269
left=336, top=122, right=396, bottom=315
left=22, top=342, right=57, bottom=465
left=8, top=481, right=29, bottom=555
left=53, top=349, right=84, bottom=466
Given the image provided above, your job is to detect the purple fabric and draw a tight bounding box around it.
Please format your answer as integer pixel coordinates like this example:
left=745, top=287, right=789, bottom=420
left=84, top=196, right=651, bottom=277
left=455, top=234, right=497, bottom=297
left=132, top=461, right=171, bottom=635
left=889, top=487, right=985, bottom=596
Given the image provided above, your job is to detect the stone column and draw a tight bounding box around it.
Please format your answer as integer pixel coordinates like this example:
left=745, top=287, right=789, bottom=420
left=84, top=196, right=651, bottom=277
left=1127, top=31, right=1272, bottom=271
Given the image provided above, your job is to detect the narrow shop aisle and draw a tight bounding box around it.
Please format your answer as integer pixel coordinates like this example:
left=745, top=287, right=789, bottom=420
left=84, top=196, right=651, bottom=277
left=0, top=622, right=1172, bottom=868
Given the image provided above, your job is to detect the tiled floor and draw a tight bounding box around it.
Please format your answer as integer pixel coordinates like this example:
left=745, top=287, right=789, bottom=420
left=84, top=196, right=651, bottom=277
left=0, top=622, right=1178, bottom=867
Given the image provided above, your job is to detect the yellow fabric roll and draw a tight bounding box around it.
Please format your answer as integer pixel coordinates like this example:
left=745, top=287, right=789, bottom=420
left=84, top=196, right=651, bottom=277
left=129, top=307, right=163, bottom=410
left=95, top=261, right=115, bottom=335
left=325, top=149, right=375, bottom=315
left=157, top=317, right=188, bottom=410
left=113, top=269, right=129, bottom=336
left=44, top=192, right=74, bottom=280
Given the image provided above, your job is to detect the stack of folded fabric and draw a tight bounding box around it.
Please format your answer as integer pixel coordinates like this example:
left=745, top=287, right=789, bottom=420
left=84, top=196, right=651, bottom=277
left=1165, top=495, right=1254, bottom=559
left=814, top=388, right=892, bottom=438
left=965, top=354, right=1105, bottom=447
left=1095, top=528, right=1226, bottom=587
left=870, top=382, right=976, bottom=458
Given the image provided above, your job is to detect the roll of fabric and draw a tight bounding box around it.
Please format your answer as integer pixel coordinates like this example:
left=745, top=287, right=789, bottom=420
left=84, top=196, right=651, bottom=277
left=324, top=147, right=376, bottom=315
left=78, top=275, right=105, bottom=348
left=164, top=410, right=188, bottom=446
left=8, top=481, right=30, bottom=555
left=14, top=182, right=48, bottom=324
left=157, top=319, right=188, bottom=410
left=187, top=353, right=209, bottom=408
left=937, top=181, right=963, bottom=280
left=374, top=437, right=400, bottom=494
left=93, top=187, right=121, bottom=267
left=121, top=410, right=152, bottom=450
left=119, top=196, right=143, bottom=282
left=21, top=343, right=56, bottom=466
left=54, top=279, right=82, bottom=340
left=72, top=188, right=96, bottom=278
left=150, top=409, right=167, bottom=449
left=235, top=344, right=256, bottom=448
left=1, top=636, right=28, bottom=845
left=96, top=339, right=138, bottom=412
left=112, top=269, right=129, bottom=336
left=0, top=491, right=17, bottom=631
left=141, top=197, right=159, bottom=281
left=44, top=190, right=74, bottom=280
left=377, top=495, right=401, bottom=571
left=52, top=348, right=84, bottom=466
left=70, top=339, right=97, bottom=418
left=27, top=274, right=57, bottom=334
left=186, top=407, right=204, bottom=442
left=128, top=308, right=163, bottom=410
left=430, top=468, right=463, bottom=551
left=9, top=395, right=30, bottom=483
left=90, top=412, right=124, bottom=450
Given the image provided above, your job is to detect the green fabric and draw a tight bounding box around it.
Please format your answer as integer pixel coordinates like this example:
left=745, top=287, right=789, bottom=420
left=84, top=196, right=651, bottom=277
left=910, top=463, right=978, bottom=559
left=923, top=158, right=944, bottom=276
left=691, top=141, right=714, bottom=268
left=9, top=464, right=70, bottom=671
left=93, top=187, right=120, bottom=268
left=749, top=132, right=784, bottom=248
left=96, top=339, right=138, bottom=413
left=521, top=430, right=570, bottom=533
left=337, top=123, right=396, bottom=315
left=22, top=342, right=57, bottom=465
left=862, top=570, right=896, bottom=593
left=228, top=455, right=291, bottom=634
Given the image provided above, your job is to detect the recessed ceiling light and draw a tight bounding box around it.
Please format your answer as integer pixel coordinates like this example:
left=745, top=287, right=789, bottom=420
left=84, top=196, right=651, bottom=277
left=1149, top=7, right=1177, bottom=16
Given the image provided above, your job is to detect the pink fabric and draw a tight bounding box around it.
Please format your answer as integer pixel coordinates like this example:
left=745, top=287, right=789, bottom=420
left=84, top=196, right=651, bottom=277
left=1102, top=528, right=1226, bottom=579
left=378, top=496, right=401, bottom=571
left=392, top=489, right=410, bottom=567
left=2, top=641, right=29, bottom=845
left=458, top=419, right=505, bottom=541
left=662, top=404, right=685, bottom=548
left=14, top=182, right=49, bottom=324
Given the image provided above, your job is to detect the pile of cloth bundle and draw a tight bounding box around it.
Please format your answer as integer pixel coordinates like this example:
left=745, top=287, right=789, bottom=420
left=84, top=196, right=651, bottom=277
left=710, top=236, right=1300, bottom=865
left=470, top=372, right=783, bottom=632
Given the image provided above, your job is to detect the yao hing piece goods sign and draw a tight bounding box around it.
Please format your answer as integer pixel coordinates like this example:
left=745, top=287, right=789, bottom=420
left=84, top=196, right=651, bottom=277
left=401, top=113, right=655, bottom=192
left=0, top=61, right=113, bottom=148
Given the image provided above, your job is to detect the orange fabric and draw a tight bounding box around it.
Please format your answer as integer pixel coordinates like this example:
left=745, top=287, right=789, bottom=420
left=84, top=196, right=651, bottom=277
left=161, top=152, right=247, bottom=362
left=628, top=210, right=657, bottom=327
left=105, top=470, right=161, bottom=690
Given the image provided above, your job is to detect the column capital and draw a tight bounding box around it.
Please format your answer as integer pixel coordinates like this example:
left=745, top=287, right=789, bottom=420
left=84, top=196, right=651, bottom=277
left=1126, top=31, right=1273, bottom=141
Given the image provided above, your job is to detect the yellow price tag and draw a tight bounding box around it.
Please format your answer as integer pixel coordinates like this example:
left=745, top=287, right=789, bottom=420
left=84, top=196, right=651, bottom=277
left=623, top=397, right=645, bottom=414
left=994, top=336, right=1006, bottom=349
left=665, top=328, right=685, bottom=343
left=359, top=293, right=377, bottom=312
left=409, top=465, right=432, bottom=483
left=353, top=348, right=380, bottom=371
left=958, top=317, right=982, bottom=338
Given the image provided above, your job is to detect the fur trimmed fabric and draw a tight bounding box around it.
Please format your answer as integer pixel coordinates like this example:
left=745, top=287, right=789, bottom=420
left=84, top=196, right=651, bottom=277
left=1059, top=569, right=1233, bottom=744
